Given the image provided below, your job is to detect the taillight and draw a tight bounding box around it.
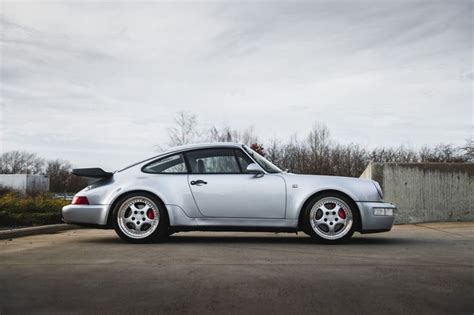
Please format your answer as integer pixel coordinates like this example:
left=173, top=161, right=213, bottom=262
left=72, top=196, right=89, bottom=205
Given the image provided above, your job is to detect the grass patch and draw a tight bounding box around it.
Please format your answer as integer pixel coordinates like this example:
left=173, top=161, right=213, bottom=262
left=0, top=192, right=69, bottom=227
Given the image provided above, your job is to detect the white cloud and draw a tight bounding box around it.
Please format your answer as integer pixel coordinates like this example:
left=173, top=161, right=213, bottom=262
left=1, top=0, right=472, bottom=169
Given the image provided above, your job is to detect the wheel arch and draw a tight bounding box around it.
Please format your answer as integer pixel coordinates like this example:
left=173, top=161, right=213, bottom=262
left=297, top=189, right=361, bottom=232
left=106, top=190, right=169, bottom=227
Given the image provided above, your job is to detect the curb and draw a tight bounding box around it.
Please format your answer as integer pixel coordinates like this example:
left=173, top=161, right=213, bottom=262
left=0, top=224, right=81, bottom=240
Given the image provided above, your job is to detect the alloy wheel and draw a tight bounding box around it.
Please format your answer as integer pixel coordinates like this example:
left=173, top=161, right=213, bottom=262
left=117, top=196, right=160, bottom=239
left=309, top=197, right=353, bottom=240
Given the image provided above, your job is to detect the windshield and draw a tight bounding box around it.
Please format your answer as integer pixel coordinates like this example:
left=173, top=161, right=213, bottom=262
left=243, top=145, right=282, bottom=173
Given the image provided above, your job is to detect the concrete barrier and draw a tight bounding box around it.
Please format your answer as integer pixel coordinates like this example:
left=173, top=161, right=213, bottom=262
left=360, top=163, right=474, bottom=224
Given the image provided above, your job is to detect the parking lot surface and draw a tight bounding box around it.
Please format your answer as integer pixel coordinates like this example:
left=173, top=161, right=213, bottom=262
left=0, top=222, right=473, bottom=314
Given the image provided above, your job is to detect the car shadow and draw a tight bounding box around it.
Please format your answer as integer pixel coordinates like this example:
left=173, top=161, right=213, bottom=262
left=165, top=234, right=419, bottom=246
left=78, top=233, right=421, bottom=246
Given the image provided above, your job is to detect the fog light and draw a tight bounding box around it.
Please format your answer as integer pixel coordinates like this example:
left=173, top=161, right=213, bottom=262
left=373, top=207, right=395, bottom=216
left=373, top=208, right=385, bottom=216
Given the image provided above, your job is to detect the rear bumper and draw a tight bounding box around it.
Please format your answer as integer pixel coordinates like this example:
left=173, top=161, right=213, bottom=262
left=62, top=204, right=109, bottom=226
left=356, top=201, right=396, bottom=233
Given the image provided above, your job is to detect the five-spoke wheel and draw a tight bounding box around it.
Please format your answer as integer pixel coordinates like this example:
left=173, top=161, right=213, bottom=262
left=117, top=197, right=159, bottom=239
left=112, top=192, right=169, bottom=243
left=303, top=193, right=358, bottom=242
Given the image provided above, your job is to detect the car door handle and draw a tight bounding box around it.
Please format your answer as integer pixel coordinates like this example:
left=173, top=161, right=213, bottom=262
left=190, top=180, right=207, bottom=185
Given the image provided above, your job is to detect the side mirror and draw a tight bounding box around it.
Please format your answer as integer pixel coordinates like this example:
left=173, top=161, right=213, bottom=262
left=246, top=163, right=264, bottom=177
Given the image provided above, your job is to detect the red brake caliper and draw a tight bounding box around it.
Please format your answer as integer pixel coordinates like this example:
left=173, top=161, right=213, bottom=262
left=146, top=209, right=155, bottom=220
left=338, top=208, right=346, bottom=219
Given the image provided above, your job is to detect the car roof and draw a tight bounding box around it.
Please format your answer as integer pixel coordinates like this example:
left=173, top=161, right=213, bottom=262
left=162, top=142, right=243, bottom=155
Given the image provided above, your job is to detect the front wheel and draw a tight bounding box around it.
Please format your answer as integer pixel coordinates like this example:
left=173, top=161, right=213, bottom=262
left=112, top=192, right=169, bottom=243
left=302, top=193, right=358, bottom=243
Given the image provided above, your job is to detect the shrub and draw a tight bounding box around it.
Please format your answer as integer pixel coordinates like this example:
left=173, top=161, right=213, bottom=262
left=0, top=192, right=69, bottom=227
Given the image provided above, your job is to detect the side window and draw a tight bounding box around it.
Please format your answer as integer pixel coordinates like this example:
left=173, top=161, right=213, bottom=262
left=143, top=154, right=187, bottom=173
left=186, top=149, right=241, bottom=174
left=234, top=149, right=253, bottom=172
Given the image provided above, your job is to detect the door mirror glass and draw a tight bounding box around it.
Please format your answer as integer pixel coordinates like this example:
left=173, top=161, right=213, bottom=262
left=246, top=163, right=264, bottom=176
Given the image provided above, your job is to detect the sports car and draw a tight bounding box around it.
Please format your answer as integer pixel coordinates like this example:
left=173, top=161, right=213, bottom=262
left=62, top=143, right=396, bottom=243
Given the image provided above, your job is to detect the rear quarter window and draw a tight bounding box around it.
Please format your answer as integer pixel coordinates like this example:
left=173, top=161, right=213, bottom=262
left=142, top=154, right=187, bottom=173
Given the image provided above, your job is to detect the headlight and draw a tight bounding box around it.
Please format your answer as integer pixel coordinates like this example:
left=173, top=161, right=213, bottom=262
left=373, top=181, right=383, bottom=199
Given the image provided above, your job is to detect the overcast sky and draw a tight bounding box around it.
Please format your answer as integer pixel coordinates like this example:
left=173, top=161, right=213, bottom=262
left=0, top=0, right=472, bottom=169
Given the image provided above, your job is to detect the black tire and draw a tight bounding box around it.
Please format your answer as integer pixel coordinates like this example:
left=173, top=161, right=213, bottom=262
left=112, top=192, right=169, bottom=244
left=302, top=192, right=359, bottom=243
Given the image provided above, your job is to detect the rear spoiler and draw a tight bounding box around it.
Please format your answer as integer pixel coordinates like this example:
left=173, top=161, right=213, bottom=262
left=72, top=168, right=114, bottom=178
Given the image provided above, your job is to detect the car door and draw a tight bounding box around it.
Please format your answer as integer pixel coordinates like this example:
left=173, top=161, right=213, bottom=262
left=186, top=148, right=286, bottom=219
left=141, top=153, right=202, bottom=218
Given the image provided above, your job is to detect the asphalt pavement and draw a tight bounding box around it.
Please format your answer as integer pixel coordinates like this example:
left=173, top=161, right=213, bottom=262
left=0, top=222, right=473, bottom=314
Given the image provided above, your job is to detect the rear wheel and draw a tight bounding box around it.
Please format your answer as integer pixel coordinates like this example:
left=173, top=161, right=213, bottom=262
left=303, top=193, right=358, bottom=243
left=112, top=192, right=169, bottom=243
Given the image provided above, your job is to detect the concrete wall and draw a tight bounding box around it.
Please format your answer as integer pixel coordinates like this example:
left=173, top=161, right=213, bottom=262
left=360, top=163, right=474, bottom=224
left=0, top=174, right=50, bottom=194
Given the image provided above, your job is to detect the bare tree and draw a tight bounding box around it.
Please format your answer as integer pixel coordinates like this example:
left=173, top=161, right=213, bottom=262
left=419, top=144, right=467, bottom=162
left=162, top=111, right=471, bottom=177
left=307, top=123, right=331, bottom=155
left=47, top=160, right=89, bottom=193
left=265, top=140, right=282, bottom=165
left=0, top=151, right=45, bottom=174
left=280, top=134, right=310, bottom=173
left=370, top=146, right=418, bottom=163
left=240, top=126, right=259, bottom=146
left=167, top=111, right=199, bottom=146
left=307, top=123, right=331, bottom=174
left=207, top=125, right=259, bottom=145
left=208, top=125, right=238, bottom=143
left=462, top=139, right=474, bottom=162
left=330, top=144, right=368, bottom=177
left=47, top=159, right=71, bottom=192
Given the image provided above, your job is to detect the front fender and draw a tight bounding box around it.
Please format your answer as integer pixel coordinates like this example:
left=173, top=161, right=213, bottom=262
left=281, top=174, right=382, bottom=220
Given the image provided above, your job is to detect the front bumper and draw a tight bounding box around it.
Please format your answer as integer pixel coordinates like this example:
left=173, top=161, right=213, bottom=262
left=62, top=204, right=109, bottom=226
left=356, top=201, right=397, bottom=233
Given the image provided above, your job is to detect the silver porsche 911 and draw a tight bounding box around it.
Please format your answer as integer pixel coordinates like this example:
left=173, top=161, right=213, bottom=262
left=62, top=143, right=396, bottom=243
